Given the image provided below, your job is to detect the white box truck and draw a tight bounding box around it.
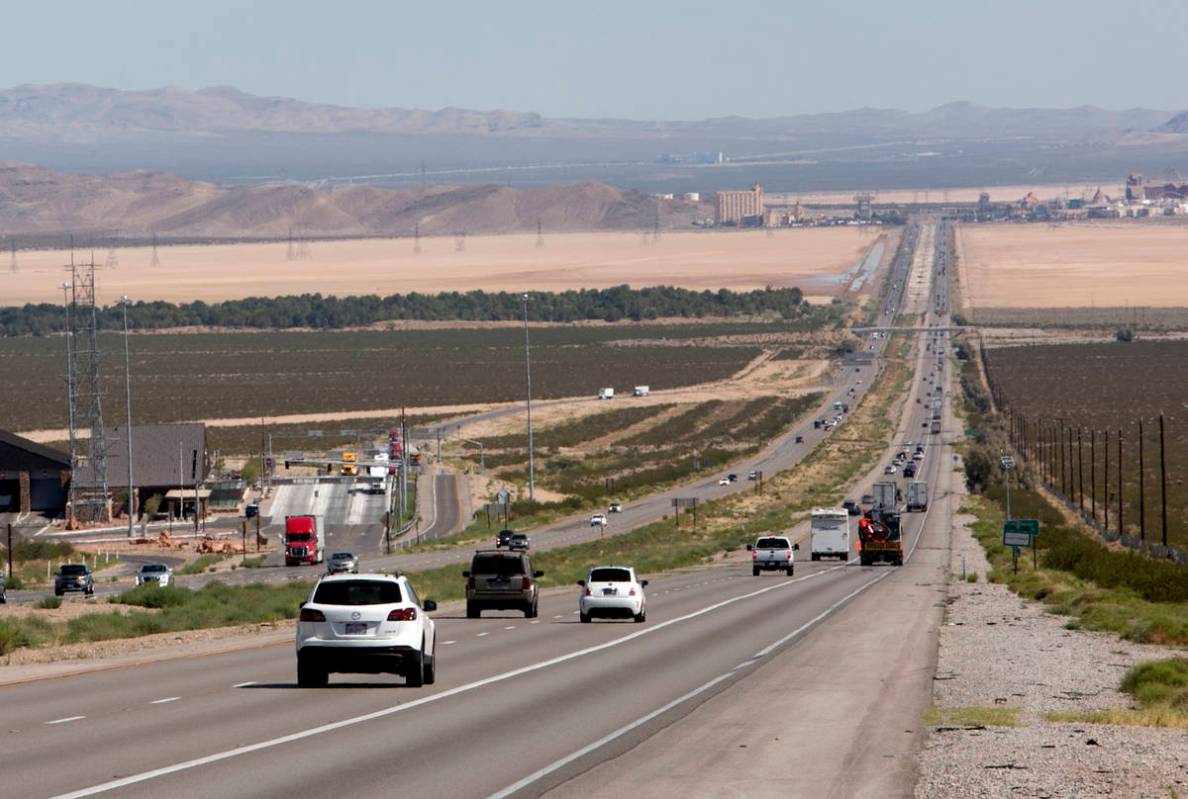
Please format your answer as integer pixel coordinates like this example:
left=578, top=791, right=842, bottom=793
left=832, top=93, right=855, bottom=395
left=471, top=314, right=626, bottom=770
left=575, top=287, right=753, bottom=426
left=810, top=507, right=851, bottom=561
left=633, top=385, right=649, bottom=397
left=906, top=480, right=928, bottom=512
left=598, top=387, right=615, bottom=400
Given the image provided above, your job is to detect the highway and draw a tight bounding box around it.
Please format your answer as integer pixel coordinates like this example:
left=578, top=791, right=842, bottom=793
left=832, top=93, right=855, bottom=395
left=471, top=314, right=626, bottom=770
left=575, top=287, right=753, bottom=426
left=0, top=219, right=962, bottom=798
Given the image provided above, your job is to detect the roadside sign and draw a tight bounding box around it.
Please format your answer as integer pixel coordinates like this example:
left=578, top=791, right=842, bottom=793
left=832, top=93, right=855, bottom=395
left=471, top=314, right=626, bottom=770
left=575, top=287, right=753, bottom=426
left=1002, top=518, right=1039, bottom=548
left=496, top=489, right=511, bottom=506
left=672, top=498, right=698, bottom=509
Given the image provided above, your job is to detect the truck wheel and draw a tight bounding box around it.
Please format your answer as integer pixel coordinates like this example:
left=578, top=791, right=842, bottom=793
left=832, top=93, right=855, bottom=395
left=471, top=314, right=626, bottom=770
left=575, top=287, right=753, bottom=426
left=466, top=602, right=480, bottom=619
left=580, top=611, right=591, bottom=623
left=860, top=556, right=872, bottom=567
left=524, top=600, right=538, bottom=619
left=787, top=566, right=794, bottom=577
left=633, top=609, right=646, bottom=623
left=894, top=558, right=904, bottom=567
left=752, top=567, right=761, bottom=577
left=841, top=552, right=849, bottom=562
left=297, top=655, right=328, bottom=688
left=405, top=649, right=425, bottom=687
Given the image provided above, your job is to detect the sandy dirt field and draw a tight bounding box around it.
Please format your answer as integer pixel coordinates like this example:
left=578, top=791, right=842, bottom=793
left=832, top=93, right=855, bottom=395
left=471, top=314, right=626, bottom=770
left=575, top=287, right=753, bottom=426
left=1, top=227, right=877, bottom=306
left=771, top=182, right=1118, bottom=207
left=958, top=222, right=1188, bottom=308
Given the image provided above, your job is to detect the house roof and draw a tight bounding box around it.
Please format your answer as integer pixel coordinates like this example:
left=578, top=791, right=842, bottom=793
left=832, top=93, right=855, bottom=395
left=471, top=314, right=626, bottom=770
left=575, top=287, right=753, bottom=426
left=100, top=423, right=207, bottom=487
left=0, top=429, right=70, bottom=470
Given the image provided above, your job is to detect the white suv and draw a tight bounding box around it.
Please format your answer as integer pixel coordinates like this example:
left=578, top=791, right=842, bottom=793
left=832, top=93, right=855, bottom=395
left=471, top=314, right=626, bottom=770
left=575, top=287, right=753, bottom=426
left=578, top=565, right=647, bottom=623
left=296, top=573, right=437, bottom=688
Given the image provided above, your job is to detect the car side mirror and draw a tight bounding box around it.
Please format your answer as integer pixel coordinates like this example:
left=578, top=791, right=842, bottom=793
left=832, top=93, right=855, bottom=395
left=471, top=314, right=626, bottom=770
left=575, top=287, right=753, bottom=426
left=745, top=544, right=753, bottom=551
left=793, top=543, right=800, bottom=551
left=641, top=580, right=649, bottom=587
left=534, top=570, right=544, bottom=578
left=462, top=571, right=470, bottom=578
left=299, top=601, right=306, bottom=609
left=577, top=580, right=586, bottom=587
left=423, top=599, right=437, bottom=612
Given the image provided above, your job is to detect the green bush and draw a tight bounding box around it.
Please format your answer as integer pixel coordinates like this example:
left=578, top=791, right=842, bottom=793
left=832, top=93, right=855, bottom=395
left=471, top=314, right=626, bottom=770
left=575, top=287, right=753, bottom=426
left=1121, top=658, right=1188, bottom=708
left=35, top=596, right=62, bottom=609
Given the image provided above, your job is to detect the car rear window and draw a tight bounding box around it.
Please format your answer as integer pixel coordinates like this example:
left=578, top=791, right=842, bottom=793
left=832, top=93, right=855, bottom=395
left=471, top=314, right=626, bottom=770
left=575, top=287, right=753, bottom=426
left=331, top=553, right=353, bottom=559
left=142, top=564, right=167, bottom=572
left=589, top=567, right=631, bottom=583
left=472, top=555, right=526, bottom=576
left=756, top=537, right=790, bottom=549
left=313, top=580, right=402, bottom=606
left=60, top=564, right=88, bottom=575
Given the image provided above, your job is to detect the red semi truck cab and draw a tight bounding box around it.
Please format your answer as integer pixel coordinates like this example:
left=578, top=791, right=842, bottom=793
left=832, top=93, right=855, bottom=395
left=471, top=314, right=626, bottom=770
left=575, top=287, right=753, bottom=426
left=284, top=514, right=326, bottom=566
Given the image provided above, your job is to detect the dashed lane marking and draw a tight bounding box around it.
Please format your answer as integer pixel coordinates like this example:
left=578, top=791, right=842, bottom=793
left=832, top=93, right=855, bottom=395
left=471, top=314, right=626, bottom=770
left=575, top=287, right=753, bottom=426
left=150, top=697, right=180, bottom=705
left=45, top=716, right=85, bottom=725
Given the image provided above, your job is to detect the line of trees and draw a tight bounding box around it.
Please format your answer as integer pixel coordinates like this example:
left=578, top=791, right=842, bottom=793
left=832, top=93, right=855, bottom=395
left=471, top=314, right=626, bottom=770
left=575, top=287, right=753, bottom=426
left=0, top=285, right=818, bottom=336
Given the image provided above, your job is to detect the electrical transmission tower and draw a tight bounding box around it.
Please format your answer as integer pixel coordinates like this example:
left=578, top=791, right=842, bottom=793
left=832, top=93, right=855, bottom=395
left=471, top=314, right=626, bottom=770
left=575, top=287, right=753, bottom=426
left=104, top=243, right=119, bottom=270
left=286, top=227, right=296, bottom=261
left=150, top=233, right=161, bottom=268
left=413, top=222, right=422, bottom=254
left=8, top=239, right=16, bottom=273
left=64, top=254, right=111, bottom=523
left=536, top=218, right=544, bottom=248
left=454, top=231, right=466, bottom=252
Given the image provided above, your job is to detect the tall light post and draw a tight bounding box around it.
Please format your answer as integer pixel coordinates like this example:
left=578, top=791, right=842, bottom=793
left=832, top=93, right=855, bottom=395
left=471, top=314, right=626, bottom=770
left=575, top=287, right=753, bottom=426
left=122, top=296, right=135, bottom=538
left=522, top=293, right=535, bottom=504
left=1001, top=452, right=1015, bottom=520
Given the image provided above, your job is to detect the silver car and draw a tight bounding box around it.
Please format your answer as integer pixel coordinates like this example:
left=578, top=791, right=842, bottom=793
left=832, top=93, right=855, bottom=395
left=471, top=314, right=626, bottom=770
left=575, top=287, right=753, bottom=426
left=135, top=562, right=174, bottom=587
left=326, top=552, right=360, bottom=574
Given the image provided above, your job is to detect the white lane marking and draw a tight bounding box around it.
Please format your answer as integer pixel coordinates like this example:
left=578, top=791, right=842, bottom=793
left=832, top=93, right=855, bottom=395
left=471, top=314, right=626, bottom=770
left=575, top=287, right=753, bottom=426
left=553, top=615, right=564, bottom=619
left=476, top=632, right=489, bottom=637
left=490, top=472, right=937, bottom=799
left=45, top=715, right=86, bottom=725
left=52, top=563, right=849, bottom=799
left=232, top=682, right=256, bottom=689
left=441, top=640, right=457, bottom=646
left=503, top=626, right=516, bottom=630
left=529, top=620, right=541, bottom=625
left=150, top=697, right=180, bottom=705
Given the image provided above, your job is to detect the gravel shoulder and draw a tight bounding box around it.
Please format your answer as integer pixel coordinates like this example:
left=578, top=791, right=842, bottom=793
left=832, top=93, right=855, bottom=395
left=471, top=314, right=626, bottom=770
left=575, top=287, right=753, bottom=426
left=914, top=477, right=1188, bottom=799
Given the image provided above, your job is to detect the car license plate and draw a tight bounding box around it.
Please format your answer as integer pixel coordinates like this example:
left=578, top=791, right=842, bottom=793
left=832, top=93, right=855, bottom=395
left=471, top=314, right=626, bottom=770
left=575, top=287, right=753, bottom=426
left=345, top=622, right=367, bottom=635
left=602, top=588, right=617, bottom=595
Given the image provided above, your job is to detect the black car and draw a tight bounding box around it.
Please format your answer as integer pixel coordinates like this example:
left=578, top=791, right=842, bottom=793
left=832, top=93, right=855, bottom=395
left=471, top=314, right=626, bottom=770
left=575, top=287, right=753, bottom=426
left=244, top=502, right=259, bottom=519
left=842, top=499, right=860, bottom=516
left=903, top=463, right=917, bottom=478
left=54, top=563, right=94, bottom=597
left=495, top=529, right=515, bottom=548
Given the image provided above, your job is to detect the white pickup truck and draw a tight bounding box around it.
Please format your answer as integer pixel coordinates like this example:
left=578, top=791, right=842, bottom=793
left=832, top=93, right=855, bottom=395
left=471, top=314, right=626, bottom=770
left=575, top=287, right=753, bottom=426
left=747, top=535, right=799, bottom=577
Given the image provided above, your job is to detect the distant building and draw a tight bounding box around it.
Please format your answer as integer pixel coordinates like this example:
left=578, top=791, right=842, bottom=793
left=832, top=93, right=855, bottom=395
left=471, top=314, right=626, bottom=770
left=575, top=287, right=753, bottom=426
left=716, top=182, right=764, bottom=225
left=100, top=422, right=209, bottom=519
left=681, top=192, right=700, bottom=203
left=1126, top=173, right=1188, bottom=202
left=0, top=429, right=70, bottom=515
left=854, top=193, right=873, bottom=221
left=977, top=192, right=992, bottom=212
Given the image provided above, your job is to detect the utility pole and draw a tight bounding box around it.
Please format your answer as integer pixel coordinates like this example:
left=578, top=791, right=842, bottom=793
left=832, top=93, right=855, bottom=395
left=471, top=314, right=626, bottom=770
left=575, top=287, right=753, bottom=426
left=1103, top=429, right=1109, bottom=530
left=6, top=523, right=12, bottom=580
left=1117, top=429, right=1123, bottom=538
left=1077, top=427, right=1084, bottom=514
left=1090, top=428, right=1096, bottom=523
left=522, top=293, right=535, bottom=504
left=122, top=297, right=135, bottom=538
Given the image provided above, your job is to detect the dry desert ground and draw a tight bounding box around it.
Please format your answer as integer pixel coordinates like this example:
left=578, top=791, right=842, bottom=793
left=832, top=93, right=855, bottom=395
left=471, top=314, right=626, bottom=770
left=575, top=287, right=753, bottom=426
left=1, top=227, right=881, bottom=306
left=957, top=222, right=1188, bottom=308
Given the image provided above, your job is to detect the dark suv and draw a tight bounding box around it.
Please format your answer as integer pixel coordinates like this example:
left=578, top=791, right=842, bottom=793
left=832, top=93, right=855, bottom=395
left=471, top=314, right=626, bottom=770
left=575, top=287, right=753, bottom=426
left=55, top=563, right=94, bottom=597
left=463, top=550, right=543, bottom=618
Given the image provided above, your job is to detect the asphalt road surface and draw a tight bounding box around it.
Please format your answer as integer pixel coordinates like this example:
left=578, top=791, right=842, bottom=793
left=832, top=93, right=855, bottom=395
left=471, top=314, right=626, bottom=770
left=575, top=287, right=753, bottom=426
left=0, top=219, right=958, bottom=798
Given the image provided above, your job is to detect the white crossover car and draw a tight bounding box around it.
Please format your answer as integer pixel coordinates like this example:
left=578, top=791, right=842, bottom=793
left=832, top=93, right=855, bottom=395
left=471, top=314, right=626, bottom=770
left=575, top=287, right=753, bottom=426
left=296, top=573, right=437, bottom=688
left=578, top=565, right=647, bottom=623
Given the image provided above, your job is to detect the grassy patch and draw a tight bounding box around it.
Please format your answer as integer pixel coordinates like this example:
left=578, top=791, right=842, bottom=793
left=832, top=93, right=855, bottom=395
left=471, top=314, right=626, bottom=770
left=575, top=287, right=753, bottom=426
left=34, top=596, right=63, bottom=609
left=178, top=554, right=229, bottom=575
left=1043, top=657, right=1188, bottom=728
left=240, top=555, right=267, bottom=568
left=923, top=705, right=1023, bottom=728
left=963, top=493, right=1188, bottom=645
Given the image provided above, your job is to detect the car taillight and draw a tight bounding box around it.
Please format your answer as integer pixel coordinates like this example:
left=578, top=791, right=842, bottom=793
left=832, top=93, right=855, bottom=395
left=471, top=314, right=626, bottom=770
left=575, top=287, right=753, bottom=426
left=787, top=551, right=793, bottom=559
left=387, top=607, right=417, bottom=621
left=466, top=577, right=476, bottom=590
left=629, top=588, right=637, bottom=596
left=521, top=576, right=532, bottom=590
left=751, top=551, right=757, bottom=559
left=299, top=608, right=325, bottom=622
left=584, top=586, right=591, bottom=596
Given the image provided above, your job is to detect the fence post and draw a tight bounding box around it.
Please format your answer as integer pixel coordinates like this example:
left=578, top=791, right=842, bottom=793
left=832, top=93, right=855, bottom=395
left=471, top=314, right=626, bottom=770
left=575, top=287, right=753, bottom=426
left=1117, top=428, right=1123, bottom=538
left=6, top=523, right=11, bottom=581
left=1159, top=413, right=1168, bottom=548
left=1090, top=428, right=1096, bottom=523
left=1138, top=418, right=1146, bottom=544
left=1103, top=429, right=1109, bottom=531
left=1077, top=427, right=1085, bottom=514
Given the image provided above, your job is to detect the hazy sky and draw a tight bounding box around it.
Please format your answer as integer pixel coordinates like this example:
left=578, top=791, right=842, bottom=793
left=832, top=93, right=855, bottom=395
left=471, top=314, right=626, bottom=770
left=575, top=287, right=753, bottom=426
left=5, top=0, right=1187, bottom=119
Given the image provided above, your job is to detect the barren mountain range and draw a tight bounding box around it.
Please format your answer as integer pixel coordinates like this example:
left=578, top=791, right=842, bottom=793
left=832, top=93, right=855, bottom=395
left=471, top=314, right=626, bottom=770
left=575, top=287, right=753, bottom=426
left=0, top=162, right=693, bottom=239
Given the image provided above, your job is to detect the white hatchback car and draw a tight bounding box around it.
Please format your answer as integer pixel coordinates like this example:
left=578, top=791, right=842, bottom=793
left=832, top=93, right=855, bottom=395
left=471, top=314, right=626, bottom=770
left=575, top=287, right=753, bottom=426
left=578, top=566, right=647, bottom=623
left=296, top=573, right=437, bottom=688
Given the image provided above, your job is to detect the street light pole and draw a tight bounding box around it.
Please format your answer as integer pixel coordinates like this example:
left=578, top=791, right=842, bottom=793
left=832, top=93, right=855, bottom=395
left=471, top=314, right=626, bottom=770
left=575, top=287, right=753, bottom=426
left=122, top=296, right=134, bottom=538
left=522, top=293, right=535, bottom=504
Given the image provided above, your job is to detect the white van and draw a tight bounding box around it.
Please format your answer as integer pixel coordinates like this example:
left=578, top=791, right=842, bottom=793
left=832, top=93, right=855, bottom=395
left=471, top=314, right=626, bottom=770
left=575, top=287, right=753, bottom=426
left=810, top=507, right=851, bottom=561
left=598, top=387, right=615, bottom=400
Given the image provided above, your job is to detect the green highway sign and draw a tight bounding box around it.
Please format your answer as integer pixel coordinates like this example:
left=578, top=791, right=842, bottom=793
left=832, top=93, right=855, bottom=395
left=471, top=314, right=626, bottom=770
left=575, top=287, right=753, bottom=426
left=1003, top=518, right=1040, bottom=548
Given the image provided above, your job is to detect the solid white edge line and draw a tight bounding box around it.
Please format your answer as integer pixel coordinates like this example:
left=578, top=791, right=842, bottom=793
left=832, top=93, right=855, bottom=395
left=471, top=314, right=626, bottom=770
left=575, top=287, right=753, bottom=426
left=232, top=682, right=256, bottom=689
left=45, top=715, right=86, bottom=725
left=150, top=697, right=181, bottom=705
left=50, top=563, right=844, bottom=799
